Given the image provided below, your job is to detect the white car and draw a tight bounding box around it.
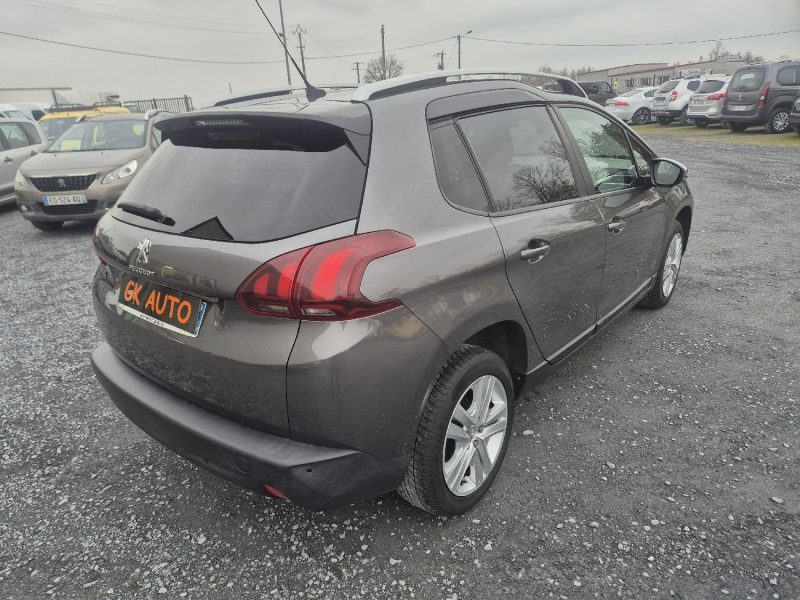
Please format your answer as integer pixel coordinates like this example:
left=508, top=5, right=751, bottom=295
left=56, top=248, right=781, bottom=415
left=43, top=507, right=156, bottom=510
left=0, top=117, right=48, bottom=205
left=605, top=87, right=657, bottom=124
left=686, top=77, right=731, bottom=126
left=652, top=77, right=704, bottom=124
left=0, top=104, right=31, bottom=120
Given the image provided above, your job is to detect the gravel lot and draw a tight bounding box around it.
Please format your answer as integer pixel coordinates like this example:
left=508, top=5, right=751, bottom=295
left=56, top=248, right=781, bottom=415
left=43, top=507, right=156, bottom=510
left=1, top=135, right=798, bottom=599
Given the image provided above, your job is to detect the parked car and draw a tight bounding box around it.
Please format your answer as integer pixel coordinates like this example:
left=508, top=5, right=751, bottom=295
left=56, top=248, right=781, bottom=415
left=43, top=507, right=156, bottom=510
left=687, top=76, right=731, bottom=126
left=605, top=87, right=656, bottom=124
left=90, top=70, right=693, bottom=515
left=578, top=80, right=617, bottom=105
left=15, top=111, right=168, bottom=230
left=38, top=102, right=130, bottom=142
left=790, top=90, right=800, bottom=135
left=0, top=118, right=48, bottom=206
left=652, top=77, right=704, bottom=124
left=0, top=104, right=31, bottom=120
left=7, top=103, right=51, bottom=121
left=722, top=60, right=800, bottom=133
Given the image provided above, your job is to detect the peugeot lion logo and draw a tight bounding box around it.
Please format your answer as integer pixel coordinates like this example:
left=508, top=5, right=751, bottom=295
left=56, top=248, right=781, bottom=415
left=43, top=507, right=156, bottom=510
left=135, top=238, right=151, bottom=265
left=57, top=178, right=66, bottom=189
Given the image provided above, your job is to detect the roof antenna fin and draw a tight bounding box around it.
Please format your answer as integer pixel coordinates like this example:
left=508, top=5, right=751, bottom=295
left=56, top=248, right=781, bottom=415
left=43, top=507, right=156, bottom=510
left=252, top=0, right=326, bottom=102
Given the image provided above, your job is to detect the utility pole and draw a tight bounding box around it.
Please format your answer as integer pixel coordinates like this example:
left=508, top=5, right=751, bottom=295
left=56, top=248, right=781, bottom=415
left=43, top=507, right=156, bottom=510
left=380, top=24, right=386, bottom=79
left=352, top=61, right=362, bottom=84
left=435, top=50, right=445, bottom=71
left=294, top=25, right=307, bottom=77
left=457, top=30, right=472, bottom=69
left=277, top=0, right=291, bottom=85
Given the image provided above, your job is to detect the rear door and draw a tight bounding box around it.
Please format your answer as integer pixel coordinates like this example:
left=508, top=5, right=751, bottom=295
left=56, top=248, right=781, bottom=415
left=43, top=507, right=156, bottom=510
left=457, top=105, right=605, bottom=361
left=726, top=67, right=767, bottom=113
left=0, top=122, right=33, bottom=195
left=556, top=105, right=667, bottom=321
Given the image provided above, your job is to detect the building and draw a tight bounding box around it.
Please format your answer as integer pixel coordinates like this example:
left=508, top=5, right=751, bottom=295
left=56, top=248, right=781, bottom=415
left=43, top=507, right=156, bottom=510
left=0, top=87, right=73, bottom=104
left=577, top=58, right=747, bottom=91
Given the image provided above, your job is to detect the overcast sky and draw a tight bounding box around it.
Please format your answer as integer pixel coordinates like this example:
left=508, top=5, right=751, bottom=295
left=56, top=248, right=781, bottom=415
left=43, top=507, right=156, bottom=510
left=2, top=0, right=799, bottom=104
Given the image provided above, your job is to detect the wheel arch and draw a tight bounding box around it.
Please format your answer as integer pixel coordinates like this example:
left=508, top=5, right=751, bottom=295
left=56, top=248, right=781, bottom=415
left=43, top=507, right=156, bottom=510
left=675, top=205, right=692, bottom=252
left=463, top=320, right=530, bottom=395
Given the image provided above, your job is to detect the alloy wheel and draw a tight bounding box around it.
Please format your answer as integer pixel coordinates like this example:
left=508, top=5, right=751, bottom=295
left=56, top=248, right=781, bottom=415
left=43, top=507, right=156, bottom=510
left=661, top=233, right=683, bottom=297
left=442, top=374, right=509, bottom=496
left=772, top=111, right=789, bottom=133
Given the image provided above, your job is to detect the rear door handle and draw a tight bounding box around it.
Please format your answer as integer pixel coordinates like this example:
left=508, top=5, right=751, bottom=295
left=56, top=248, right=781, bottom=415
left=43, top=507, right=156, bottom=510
left=520, top=241, right=551, bottom=264
left=3, top=156, right=12, bottom=163
left=607, top=219, right=626, bottom=234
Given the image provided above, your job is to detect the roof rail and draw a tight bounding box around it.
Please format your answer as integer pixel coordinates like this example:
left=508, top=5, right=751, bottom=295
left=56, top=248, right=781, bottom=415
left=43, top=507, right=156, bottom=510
left=204, top=84, right=358, bottom=108
left=49, top=103, right=91, bottom=112
left=92, top=101, right=123, bottom=108
left=351, top=68, right=587, bottom=101
left=144, top=108, right=174, bottom=118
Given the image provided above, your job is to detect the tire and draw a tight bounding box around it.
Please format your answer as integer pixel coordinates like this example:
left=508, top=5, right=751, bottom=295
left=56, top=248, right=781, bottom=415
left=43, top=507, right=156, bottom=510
left=795, top=126, right=800, bottom=137
left=765, top=107, right=791, bottom=134
left=694, top=118, right=709, bottom=127
left=31, top=220, right=63, bottom=231
left=657, top=116, right=673, bottom=125
left=398, top=345, right=514, bottom=515
left=640, top=220, right=684, bottom=309
left=677, top=107, right=689, bottom=125
left=632, top=108, right=650, bottom=125
left=728, top=123, right=748, bottom=132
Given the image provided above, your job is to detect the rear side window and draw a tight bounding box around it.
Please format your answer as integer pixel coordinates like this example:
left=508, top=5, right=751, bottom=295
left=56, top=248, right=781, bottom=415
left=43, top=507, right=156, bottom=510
left=687, top=80, right=701, bottom=92
left=697, top=80, right=726, bottom=93
left=730, top=68, right=766, bottom=92
left=114, top=120, right=368, bottom=242
left=0, top=123, right=30, bottom=149
left=19, top=123, right=41, bottom=144
left=459, top=106, right=579, bottom=211
left=657, top=80, right=679, bottom=93
left=429, top=123, right=489, bottom=212
left=776, top=66, right=800, bottom=86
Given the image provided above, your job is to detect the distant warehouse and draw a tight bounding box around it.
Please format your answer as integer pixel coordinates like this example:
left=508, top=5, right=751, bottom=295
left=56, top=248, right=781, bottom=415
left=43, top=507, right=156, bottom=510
left=576, top=57, right=748, bottom=91
left=0, top=87, right=74, bottom=104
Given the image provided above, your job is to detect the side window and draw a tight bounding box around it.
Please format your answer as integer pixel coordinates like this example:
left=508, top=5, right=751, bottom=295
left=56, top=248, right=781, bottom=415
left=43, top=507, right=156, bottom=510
left=19, top=123, right=41, bottom=145
left=687, top=80, right=701, bottom=92
left=459, top=106, right=579, bottom=211
left=644, top=89, right=655, bottom=98
left=151, top=125, right=162, bottom=149
left=0, top=123, right=30, bottom=149
left=776, top=66, right=800, bottom=86
left=429, top=123, right=489, bottom=212
left=559, top=107, right=638, bottom=193
left=601, top=82, right=613, bottom=94
left=628, top=135, right=653, bottom=178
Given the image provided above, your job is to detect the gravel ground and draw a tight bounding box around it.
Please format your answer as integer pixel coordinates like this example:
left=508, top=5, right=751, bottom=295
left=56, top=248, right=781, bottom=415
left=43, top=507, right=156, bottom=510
left=1, top=136, right=798, bottom=600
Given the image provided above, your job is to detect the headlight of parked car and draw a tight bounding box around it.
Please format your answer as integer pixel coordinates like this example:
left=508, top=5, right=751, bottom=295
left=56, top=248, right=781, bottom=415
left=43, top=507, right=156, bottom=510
left=101, top=160, right=138, bottom=184
left=14, top=170, right=29, bottom=188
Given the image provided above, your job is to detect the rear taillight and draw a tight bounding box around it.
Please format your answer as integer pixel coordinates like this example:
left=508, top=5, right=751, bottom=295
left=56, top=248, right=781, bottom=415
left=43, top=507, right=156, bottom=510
left=707, top=92, right=726, bottom=101
left=758, top=82, right=770, bottom=108
left=612, top=101, right=630, bottom=107
left=670, top=90, right=678, bottom=101
left=237, top=230, right=415, bottom=321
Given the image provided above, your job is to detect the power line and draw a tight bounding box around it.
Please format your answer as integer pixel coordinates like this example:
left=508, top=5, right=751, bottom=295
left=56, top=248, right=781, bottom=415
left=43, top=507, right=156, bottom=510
left=0, top=30, right=284, bottom=64
left=469, top=29, right=800, bottom=48
left=63, top=0, right=256, bottom=27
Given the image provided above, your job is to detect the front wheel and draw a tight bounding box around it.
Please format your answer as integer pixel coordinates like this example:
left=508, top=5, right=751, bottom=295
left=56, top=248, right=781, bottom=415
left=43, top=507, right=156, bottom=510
left=398, top=345, right=514, bottom=515
left=632, top=107, right=650, bottom=125
left=765, top=107, right=790, bottom=134
left=639, top=221, right=684, bottom=309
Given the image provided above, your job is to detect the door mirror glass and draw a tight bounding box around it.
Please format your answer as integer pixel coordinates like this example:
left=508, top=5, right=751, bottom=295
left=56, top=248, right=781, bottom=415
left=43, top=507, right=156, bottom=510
left=651, top=159, right=686, bottom=186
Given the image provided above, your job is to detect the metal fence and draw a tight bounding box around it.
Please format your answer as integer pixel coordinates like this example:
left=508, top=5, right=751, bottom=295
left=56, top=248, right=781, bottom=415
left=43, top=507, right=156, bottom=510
left=123, top=96, right=194, bottom=113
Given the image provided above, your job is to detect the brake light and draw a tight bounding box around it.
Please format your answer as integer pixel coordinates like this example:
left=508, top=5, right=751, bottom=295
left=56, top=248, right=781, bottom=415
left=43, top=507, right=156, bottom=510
left=612, top=101, right=630, bottom=107
left=237, top=230, right=415, bottom=321
left=707, top=92, right=726, bottom=101
left=758, top=82, right=769, bottom=108
left=670, top=91, right=678, bottom=101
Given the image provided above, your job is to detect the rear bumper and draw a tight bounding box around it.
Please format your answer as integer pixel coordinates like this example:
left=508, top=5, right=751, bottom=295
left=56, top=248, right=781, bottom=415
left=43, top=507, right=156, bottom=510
left=91, top=343, right=409, bottom=510
left=720, top=108, right=767, bottom=125
left=651, top=107, right=682, bottom=118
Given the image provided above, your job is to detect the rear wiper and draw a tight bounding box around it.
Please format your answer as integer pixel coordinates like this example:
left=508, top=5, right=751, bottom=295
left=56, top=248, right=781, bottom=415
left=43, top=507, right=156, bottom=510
left=118, top=202, right=175, bottom=226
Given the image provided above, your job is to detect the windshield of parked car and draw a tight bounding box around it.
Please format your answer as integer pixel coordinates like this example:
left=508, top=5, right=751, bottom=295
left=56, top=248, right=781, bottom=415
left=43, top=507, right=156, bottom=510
left=657, top=80, right=679, bottom=92
left=48, top=119, right=146, bottom=152
left=730, top=68, right=765, bottom=92
left=697, top=80, right=727, bottom=93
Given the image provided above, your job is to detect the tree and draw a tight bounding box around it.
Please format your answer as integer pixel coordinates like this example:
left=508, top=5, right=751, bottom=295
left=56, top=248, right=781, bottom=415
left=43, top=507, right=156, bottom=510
left=363, top=54, right=405, bottom=82
left=709, top=41, right=727, bottom=61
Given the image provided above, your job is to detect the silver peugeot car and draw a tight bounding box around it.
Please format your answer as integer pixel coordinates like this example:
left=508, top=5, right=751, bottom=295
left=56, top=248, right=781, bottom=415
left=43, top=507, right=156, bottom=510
left=15, top=111, right=169, bottom=231
left=91, top=70, right=694, bottom=515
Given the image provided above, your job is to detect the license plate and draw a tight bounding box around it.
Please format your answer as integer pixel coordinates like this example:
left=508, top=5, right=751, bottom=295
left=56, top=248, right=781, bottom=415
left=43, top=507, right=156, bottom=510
left=117, top=274, right=207, bottom=337
left=43, top=194, right=88, bottom=206
left=730, top=105, right=749, bottom=111
left=690, top=100, right=706, bottom=106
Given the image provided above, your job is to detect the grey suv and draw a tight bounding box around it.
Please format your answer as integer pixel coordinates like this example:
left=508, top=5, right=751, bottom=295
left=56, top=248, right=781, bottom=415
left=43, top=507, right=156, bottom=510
left=91, top=70, right=694, bottom=515
left=722, top=59, right=800, bottom=133
left=15, top=111, right=169, bottom=230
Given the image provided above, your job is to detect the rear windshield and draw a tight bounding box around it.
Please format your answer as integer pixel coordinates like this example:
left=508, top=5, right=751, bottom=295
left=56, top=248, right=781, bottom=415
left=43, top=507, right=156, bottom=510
left=697, top=80, right=726, bottom=93
left=619, top=89, right=644, bottom=97
left=730, top=68, right=765, bottom=92
left=113, top=121, right=368, bottom=243
left=657, top=80, right=679, bottom=93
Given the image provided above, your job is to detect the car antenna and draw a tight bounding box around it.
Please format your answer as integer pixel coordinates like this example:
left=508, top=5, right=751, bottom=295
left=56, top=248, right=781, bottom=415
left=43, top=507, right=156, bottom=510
left=252, top=0, right=326, bottom=102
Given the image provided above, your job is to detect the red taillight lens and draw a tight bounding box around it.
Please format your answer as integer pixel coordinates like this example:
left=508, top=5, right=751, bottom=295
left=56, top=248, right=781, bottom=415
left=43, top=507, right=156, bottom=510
left=613, top=101, right=630, bottom=107
left=262, top=484, right=287, bottom=499
left=670, top=91, right=678, bottom=101
left=237, top=230, right=415, bottom=321
left=707, top=92, right=726, bottom=101
left=758, top=82, right=769, bottom=107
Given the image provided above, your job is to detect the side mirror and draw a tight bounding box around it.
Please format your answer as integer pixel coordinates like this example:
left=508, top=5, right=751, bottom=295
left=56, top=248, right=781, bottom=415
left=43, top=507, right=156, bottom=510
left=650, top=158, right=688, bottom=187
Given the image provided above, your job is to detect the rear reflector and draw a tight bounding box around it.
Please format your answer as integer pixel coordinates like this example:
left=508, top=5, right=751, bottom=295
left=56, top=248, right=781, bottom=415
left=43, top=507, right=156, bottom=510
left=612, top=101, right=630, bottom=107
left=237, top=230, right=415, bottom=321
left=262, top=484, right=287, bottom=499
